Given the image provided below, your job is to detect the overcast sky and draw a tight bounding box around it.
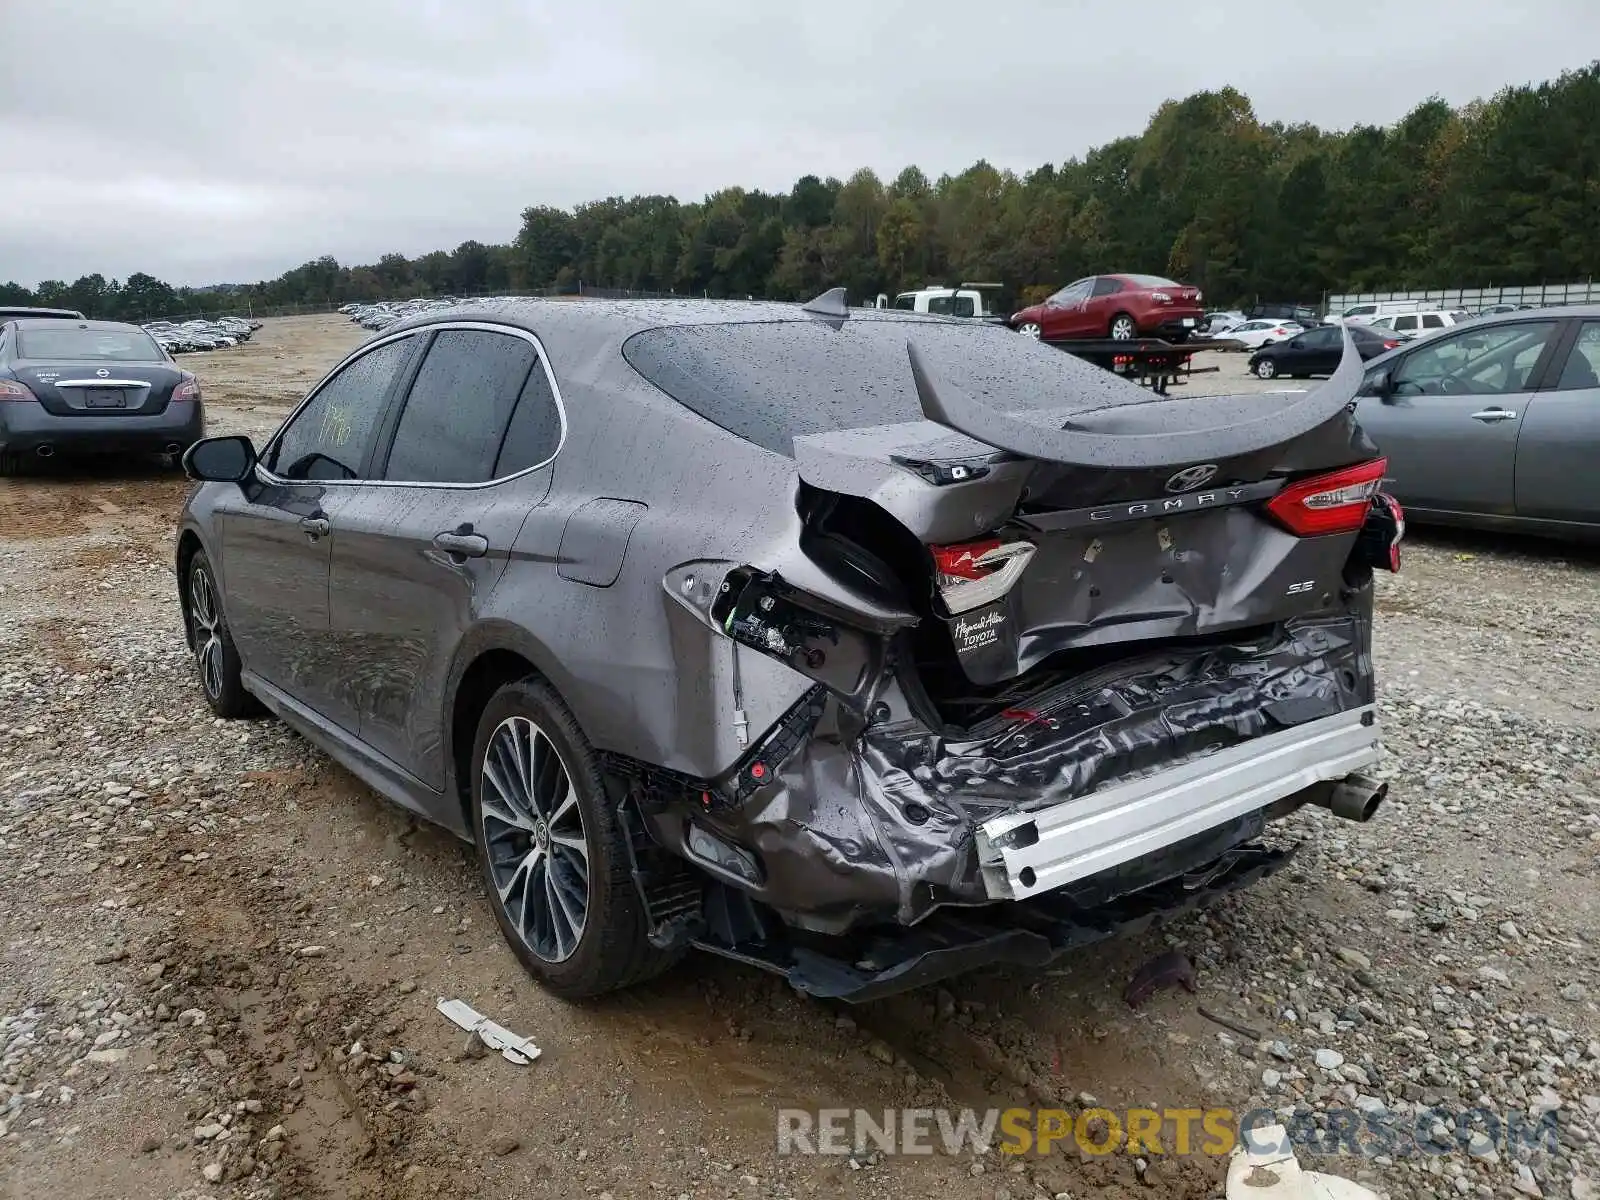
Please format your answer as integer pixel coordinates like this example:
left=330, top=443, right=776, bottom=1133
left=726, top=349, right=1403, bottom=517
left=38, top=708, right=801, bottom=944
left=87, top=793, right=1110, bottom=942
left=1, top=1, right=1595, bottom=289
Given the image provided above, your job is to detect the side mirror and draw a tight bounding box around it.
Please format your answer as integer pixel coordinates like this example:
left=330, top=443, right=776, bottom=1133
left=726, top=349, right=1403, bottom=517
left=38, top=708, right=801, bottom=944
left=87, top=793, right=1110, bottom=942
left=1361, top=370, right=1395, bottom=401
left=183, top=435, right=256, bottom=484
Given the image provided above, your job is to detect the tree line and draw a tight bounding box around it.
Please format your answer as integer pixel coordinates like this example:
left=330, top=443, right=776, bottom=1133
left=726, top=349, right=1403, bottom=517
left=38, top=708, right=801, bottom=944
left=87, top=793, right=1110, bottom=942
left=4, top=62, right=1596, bottom=322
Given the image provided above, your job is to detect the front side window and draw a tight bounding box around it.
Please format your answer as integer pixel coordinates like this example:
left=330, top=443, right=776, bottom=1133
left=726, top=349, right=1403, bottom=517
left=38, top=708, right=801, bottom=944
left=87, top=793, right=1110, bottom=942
left=383, top=329, right=538, bottom=484
left=1392, top=321, right=1558, bottom=397
left=266, top=336, right=415, bottom=480
left=1554, top=322, right=1600, bottom=391
left=1047, top=279, right=1091, bottom=305
left=1300, top=327, right=1339, bottom=349
left=892, top=294, right=917, bottom=311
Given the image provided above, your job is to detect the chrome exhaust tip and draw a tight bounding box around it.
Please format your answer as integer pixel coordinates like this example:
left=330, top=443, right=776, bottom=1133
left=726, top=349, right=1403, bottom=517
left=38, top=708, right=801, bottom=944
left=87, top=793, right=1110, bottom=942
left=1313, top=773, right=1388, bottom=822
left=35, top=444, right=54, bottom=458
left=164, top=442, right=183, bottom=456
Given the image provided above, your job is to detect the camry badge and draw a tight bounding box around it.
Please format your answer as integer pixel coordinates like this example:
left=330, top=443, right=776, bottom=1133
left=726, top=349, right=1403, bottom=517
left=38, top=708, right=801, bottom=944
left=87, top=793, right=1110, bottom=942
left=1165, top=464, right=1218, bottom=493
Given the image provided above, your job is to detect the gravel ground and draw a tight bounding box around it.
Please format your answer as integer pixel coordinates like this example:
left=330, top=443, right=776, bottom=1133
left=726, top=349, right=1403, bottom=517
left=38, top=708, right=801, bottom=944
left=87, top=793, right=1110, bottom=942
left=1, top=315, right=1597, bottom=1200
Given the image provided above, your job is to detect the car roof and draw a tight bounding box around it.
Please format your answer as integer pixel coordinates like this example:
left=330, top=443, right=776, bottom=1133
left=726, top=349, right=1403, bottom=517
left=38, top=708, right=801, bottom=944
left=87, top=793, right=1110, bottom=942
left=11, top=317, right=154, bottom=334
left=380, top=296, right=958, bottom=345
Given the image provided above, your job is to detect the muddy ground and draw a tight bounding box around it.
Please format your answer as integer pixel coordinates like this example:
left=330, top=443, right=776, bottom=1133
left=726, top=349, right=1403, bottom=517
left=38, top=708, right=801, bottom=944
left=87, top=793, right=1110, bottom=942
left=1, top=314, right=1597, bottom=1200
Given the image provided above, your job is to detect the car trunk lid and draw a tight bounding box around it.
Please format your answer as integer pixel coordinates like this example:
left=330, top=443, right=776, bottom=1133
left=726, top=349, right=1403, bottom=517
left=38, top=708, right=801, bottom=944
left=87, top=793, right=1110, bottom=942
left=12, top=360, right=183, bottom=416
left=792, top=339, right=1385, bottom=686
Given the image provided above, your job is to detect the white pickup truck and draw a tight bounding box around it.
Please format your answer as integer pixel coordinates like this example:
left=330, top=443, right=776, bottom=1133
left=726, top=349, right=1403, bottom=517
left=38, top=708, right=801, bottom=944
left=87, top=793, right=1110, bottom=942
left=873, top=283, right=1009, bottom=322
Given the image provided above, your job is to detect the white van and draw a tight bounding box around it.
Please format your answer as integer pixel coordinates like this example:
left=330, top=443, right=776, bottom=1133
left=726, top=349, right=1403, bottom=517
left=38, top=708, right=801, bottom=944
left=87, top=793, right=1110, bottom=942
left=1333, top=300, right=1429, bottom=326
left=1367, top=309, right=1472, bottom=339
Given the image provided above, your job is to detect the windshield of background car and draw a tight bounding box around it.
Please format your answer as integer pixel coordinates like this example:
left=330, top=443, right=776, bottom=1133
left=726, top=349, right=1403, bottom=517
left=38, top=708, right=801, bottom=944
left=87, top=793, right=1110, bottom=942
left=624, top=318, right=1156, bottom=456
left=1120, top=274, right=1179, bottom=289
left=18, top=326, right=165, bottom=361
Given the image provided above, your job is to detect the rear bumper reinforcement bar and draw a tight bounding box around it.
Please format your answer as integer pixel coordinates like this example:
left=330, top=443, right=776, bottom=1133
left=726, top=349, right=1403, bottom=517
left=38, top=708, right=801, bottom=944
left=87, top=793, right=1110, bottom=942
left=976, top=705, right=1380, bottom=901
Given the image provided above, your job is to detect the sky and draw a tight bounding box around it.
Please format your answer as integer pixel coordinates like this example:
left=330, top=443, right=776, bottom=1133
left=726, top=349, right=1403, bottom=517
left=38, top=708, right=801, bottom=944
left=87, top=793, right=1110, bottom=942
left=1, top=1, right=1596, bottom=289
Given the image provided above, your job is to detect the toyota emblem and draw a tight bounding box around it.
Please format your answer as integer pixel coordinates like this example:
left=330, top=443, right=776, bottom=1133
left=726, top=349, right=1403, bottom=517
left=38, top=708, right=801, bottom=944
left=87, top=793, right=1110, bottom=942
left=95, top=368, right=110, bottom=378
left=1165, top=464, right=1219, bottom=493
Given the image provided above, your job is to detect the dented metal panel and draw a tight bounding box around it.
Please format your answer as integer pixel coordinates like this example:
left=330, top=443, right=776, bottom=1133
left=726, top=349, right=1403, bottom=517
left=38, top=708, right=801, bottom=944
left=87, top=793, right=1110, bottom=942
left=649, top=609, right=1373, bottom=932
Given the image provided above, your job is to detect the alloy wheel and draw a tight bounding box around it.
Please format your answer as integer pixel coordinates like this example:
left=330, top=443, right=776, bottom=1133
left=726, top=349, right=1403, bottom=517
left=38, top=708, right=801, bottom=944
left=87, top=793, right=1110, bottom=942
left=1110, top=316, right=1136, bottom=340
left=1256, top=359, right=1277, bottom=379
left=188, top=566, right=224, bottom=700
left=479, top=716, right=590, bottom=963
left=1017, top=322, right=1042, bottom=339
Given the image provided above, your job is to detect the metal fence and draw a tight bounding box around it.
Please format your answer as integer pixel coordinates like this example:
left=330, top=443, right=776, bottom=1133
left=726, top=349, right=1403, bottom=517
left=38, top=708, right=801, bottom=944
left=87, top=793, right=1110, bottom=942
left=1326, top=279, right=1600, bottom=314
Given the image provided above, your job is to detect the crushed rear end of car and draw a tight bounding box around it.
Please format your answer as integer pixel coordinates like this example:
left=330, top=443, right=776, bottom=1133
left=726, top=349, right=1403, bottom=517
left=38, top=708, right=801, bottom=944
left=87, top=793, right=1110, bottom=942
left=618, top=322, right=1404, bottom=1001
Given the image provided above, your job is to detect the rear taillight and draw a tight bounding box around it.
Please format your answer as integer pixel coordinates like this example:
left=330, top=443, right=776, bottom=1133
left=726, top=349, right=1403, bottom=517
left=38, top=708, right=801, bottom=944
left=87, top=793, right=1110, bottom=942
left=931, top=538, right=1035, bottom=613
left=1274, top=327, right=1289, bottom=336
left=1382, top=339, right=1400, bottom=350
left=172, top=372, right=201, bottom=401
left=0, top=379, right=38, bottom=403
left=1266, top=459, right=1389, bottom=537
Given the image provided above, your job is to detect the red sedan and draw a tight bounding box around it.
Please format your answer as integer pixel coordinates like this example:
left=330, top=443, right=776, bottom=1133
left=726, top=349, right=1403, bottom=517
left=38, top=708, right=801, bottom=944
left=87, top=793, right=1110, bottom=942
left=1010, top=274, right=1205, bottom=343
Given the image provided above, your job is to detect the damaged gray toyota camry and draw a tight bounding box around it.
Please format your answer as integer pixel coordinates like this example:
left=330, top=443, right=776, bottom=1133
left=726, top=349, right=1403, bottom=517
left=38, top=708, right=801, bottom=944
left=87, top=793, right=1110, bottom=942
left=173, top=292, right=1404, bottom=1002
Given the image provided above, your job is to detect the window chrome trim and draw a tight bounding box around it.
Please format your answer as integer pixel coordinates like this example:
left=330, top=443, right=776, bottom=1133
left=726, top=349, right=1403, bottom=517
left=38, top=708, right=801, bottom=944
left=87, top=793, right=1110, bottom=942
left=252, top=319, right=569, bottom=491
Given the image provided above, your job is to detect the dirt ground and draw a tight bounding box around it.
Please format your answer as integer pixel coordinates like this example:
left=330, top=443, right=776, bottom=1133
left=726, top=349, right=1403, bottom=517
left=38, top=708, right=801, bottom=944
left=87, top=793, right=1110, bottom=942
left=1, top=314, right=1597, bottom=1200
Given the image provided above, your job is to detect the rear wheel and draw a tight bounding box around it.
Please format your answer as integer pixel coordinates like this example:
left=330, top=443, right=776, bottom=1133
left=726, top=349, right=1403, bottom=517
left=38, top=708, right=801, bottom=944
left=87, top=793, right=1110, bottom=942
left=1255, top=358, right=1278, bottom=380
left=470, top=677, right=677, bottom=998
left=186, top=550, right=255, bottom=718
left=1110, top=313, right=1137, bottom=340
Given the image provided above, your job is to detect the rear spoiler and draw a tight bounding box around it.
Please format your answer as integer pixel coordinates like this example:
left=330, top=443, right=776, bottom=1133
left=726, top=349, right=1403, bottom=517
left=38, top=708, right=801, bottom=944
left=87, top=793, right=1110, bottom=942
left=907, top=331, right=1367, bottom=470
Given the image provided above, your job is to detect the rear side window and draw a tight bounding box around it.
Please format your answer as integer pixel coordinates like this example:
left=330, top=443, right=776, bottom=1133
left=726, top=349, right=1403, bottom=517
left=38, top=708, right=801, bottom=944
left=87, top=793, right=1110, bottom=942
left=1421, top=314, right=1444, bottom=329
left=383, top=329, right=537, bottom=483
left=494, top=361, right=564, bottom=475
left=1091, top=278, right=1123, bottom=297
left=268, top=336, right=415, bottom=480
left=623, top=318, right=1157, bottom=457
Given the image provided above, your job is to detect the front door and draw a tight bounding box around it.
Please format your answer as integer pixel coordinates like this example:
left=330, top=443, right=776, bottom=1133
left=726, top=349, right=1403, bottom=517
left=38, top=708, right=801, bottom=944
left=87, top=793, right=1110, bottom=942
left=1356, top=319, right=1561, bottom=516
left=1039, top=279, right=1092, bottom=340
left=221, top=332, right=419, bottom=730
left=1516, top=319, right=1600, bottom=524
left=328, top=325, right=565, bottom=789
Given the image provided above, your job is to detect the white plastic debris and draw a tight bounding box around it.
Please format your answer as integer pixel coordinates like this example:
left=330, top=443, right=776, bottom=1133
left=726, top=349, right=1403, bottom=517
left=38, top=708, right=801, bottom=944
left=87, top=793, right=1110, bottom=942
left=1226, top=1124, right=1380, bottom=1200
left=435, top=998, right=542, bottom=1065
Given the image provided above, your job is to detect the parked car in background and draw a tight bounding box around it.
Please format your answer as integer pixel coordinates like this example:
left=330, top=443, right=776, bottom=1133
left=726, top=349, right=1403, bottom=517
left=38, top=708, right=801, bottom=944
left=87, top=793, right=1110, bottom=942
left=1247, top=302, right=1324, bottom=327
left=1354, top=307, right=1600, bottom=537
left=1367, top=310, right=1471, bottom=340
left=1222, top=319, right=1304, bottom=350
left=173, top=295, right=1400, bottom=1002
left=1249, top=323, right=1400, bottom=379
left=1009, top=274, right=1203, bottom=342
left=0, top=318, right=204, bottom=473
left=1202, top=309, right=1247, bottom=333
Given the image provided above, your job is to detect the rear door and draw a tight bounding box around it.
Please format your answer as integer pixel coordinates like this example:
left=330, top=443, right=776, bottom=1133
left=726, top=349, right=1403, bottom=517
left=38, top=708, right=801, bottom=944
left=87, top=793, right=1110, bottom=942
left=327, top=323, right=563, bottom=789
left=1355, top=319, right=1562, bottom=515
left=1515, top=319, right=1600, bottom=524
left=218, top=333, right=420, bottom=729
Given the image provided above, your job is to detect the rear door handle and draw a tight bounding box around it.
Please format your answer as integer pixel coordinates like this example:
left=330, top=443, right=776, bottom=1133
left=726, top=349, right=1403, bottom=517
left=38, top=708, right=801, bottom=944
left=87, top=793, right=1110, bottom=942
left=300, top=515, right=330, bottom=539
left=433, top=530, right=489, bottom=558
left=1470, top=408, right=1518, bottom=422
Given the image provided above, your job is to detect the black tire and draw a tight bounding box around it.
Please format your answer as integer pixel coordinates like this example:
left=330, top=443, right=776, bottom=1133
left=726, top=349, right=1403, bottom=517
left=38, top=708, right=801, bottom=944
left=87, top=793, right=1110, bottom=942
left=1255, top=358, right=1278, bottom=380
left=470, top=677, right=677, bottom=998
left=185, top=550, right=256, bottom=718
left=1109, top=313, right=1137, bottom=340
